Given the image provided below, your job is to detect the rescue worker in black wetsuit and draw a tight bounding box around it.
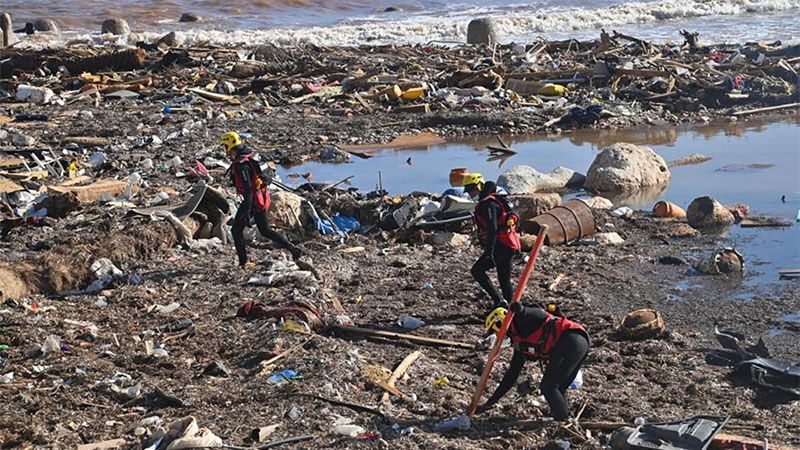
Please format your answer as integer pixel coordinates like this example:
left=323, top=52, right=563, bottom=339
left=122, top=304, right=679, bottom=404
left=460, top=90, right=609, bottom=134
left=476, top=303, right=590, bottom=421
left=464, top=174, right=521, bottom=309
left=222, top=131, right=302, bottom=268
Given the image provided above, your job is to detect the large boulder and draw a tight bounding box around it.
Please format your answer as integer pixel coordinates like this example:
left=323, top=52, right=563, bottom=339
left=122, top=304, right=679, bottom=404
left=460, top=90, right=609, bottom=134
left=33, top=19, right=59, bottom=32
left=585, top=143, right=670, bottom=192
left=101, top=18, right=130, bottom=35
left=686, top=196, right=735, bottom=229
left=508, top=193, right=561, bottom=221
left=1, top=13, right=15, bottom=47
left=466, top=18, right=497, bottom=45
left=497, top=165, right=584, bottom=194
left=268, top=191, right=305, bottom=231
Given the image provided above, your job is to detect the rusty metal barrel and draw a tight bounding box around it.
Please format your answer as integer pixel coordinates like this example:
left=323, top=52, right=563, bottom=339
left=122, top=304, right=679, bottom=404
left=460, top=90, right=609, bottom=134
left=523, top=198, right=596, bottom=245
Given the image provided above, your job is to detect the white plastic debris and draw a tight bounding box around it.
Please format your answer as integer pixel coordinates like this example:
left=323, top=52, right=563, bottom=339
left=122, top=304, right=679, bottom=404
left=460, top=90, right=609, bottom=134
left=16, top=85, right=55, bottom=104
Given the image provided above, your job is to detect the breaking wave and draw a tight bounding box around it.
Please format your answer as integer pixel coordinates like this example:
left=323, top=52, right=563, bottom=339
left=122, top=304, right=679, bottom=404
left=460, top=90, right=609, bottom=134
left=14, top=0, right=800, bottom=48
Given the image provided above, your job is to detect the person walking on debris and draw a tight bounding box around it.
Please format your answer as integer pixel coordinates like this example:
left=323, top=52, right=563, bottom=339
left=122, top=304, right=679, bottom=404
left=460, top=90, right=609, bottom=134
left=465, top=173, right=521, bottom=309
left=222, top=131, right=302, bottom=268
left=477, top=303, right=589, bottom=421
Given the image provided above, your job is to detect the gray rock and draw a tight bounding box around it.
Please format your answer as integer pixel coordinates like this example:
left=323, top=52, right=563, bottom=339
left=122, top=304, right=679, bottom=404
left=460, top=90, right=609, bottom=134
left=585, top=143, right=670, bottom=192
left=497, top=165, right=585, bottom=194
left=101, top=18, right=130, bottom=35
left=179, top=12, right=201, bottom=23
left=1, top=13, right=15, bottom=47
left=33, top=19, right=58, bottom=32
left=466, top=18, right=497, bottom=45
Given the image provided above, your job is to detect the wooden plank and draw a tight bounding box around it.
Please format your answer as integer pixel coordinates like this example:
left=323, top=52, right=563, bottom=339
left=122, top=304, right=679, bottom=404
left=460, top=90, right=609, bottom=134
left=0, top=157, right=25, bottom=169
left=0, top=170, right=48, bottom=180
left=331, top=325, right=474, bottom=349
left=0, top=176, right=23, bottom=194
left=740, top=217, right=792, bottom=227
left=76, top=439, right=126, bottom=450
left=381, top=350, right=422, bottom=403
left=48, top=179, right=134, bottom=203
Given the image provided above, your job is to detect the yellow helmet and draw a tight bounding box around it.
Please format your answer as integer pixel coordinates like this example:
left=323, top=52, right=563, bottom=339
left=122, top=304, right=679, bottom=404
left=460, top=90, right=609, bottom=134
left=463, top=172, right=484, bottom=192
left=484, top=307, right=507, bottom=333
left=220, top=131, right=242, bottom=154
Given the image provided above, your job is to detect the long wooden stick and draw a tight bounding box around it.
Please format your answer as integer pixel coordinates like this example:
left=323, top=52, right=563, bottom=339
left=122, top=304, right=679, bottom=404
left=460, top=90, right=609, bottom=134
left=330, top=326, right=474, bottom=349
left=732, top=102, right=800, bottom=116
left=468, top=225, right=549, bottom=416
left=381, top=350, right=422, bottom=403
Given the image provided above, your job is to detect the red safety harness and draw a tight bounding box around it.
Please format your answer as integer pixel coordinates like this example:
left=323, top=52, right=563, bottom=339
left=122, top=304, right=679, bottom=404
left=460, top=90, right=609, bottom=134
left=510, top=313, right=586, bottom=360
left=230, top=152, right=271, bottom=212
left=474, top=194, right=521, bottom=250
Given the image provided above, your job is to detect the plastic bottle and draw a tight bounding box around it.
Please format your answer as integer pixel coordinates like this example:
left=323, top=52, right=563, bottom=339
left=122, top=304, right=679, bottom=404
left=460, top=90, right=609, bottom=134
left=569, top=369, right=583, bottom=390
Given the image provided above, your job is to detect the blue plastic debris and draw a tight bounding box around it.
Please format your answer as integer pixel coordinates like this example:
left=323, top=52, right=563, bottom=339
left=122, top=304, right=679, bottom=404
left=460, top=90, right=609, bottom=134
left=332, top=214, right=361, bottom=233
left=268, top=369, right=302, bottom=384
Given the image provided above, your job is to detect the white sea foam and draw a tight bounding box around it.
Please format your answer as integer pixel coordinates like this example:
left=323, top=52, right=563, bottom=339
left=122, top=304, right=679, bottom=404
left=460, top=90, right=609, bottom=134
left=12, top=0, right=800, bottom=49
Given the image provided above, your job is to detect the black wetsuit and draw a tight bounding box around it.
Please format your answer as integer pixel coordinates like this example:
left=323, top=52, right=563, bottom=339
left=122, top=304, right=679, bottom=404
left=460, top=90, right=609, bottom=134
left=471, top=193, right=515, bottom=307
left=481, top=305, right=589, bottom=420
left=229, top=147, right=296, bottom=266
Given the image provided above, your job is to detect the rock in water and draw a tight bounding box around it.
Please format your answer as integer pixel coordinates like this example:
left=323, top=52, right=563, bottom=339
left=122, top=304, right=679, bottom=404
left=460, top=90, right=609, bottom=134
left=1, top=13, right=15, bottom=47
left=585, top=143, right=671, bottom=192
left=686, top=196, right=735, bottom=229
left=33, top=19, right=58, bottom=32
left=467, top=18, right=497, bottom=45
left=179, top=12, right=201, bottom=22
left=497, top=165, right=584, bottom=194
left=101, top=18, right=130, bottom=35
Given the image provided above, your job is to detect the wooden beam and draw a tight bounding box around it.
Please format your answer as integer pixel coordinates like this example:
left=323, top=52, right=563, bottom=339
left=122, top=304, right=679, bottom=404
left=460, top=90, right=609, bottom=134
left=330, top=326, right=474, bottom=349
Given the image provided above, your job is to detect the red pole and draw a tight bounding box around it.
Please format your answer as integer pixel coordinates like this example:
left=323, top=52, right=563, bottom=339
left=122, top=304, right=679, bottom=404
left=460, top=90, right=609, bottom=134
left=468, top=224, right=549, bottom=416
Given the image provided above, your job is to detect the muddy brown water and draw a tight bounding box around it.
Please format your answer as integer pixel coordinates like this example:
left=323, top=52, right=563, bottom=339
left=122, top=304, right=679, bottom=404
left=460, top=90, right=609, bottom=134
left=279, top=117, right=800, bottom=296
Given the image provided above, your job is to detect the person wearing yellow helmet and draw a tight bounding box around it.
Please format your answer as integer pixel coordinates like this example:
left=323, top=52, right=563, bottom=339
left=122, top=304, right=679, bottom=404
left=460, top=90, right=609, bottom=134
left=469, top=178, right=521, bottom=309
left=478, top=302, right=589, bottom=421
left=223, top=132, right=303, bottom=267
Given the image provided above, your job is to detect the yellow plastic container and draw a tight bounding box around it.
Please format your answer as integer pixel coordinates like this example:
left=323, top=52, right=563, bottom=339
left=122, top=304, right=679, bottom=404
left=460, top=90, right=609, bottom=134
left=401, top=87, right=425, bottom=101
left=537, top=83, right=567, bottom=96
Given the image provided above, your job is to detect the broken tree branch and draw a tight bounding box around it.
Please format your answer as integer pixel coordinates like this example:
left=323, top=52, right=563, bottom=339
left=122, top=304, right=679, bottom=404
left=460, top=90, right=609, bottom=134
left=381, top=350, right=422, bottom=404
